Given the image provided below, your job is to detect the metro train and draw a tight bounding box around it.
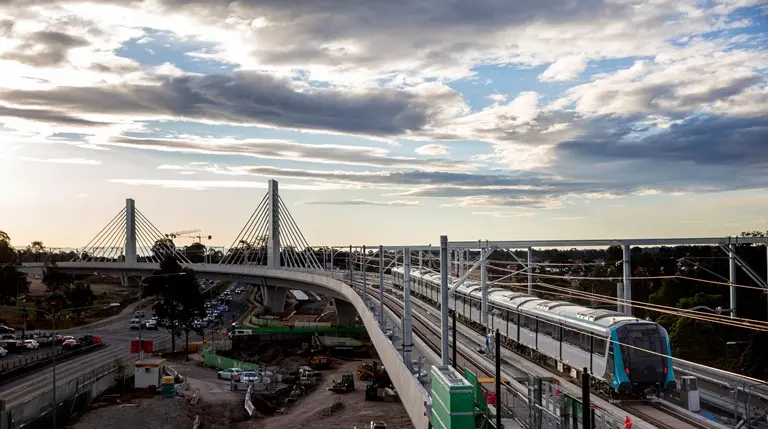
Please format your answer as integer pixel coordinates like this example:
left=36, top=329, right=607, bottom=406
left=391, top=267, right=677, bottom=396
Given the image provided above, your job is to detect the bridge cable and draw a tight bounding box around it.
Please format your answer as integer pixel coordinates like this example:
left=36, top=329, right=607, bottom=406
left=234, top=197, right=270, bottom=265
left=83, top=208, right=125, bottom=262
left=71, top=207, right=126, bottom=262
left=223, top=193, right=268, bottom=264
left=278, top=196, right=324, bottom=270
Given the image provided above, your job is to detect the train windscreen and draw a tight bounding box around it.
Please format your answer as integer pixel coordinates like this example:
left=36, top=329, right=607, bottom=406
left=617, top=324, right=666, bottom=384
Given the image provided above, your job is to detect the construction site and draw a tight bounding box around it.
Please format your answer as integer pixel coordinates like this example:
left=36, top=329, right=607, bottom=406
left=217, top=284, right=413, bottom=428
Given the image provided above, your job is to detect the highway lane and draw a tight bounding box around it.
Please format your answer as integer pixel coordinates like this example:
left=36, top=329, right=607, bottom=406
left=0, top=281, right=250, bottom=408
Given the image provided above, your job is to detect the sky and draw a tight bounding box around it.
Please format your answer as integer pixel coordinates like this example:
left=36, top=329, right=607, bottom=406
left=0, top=0, right=767, bottom=249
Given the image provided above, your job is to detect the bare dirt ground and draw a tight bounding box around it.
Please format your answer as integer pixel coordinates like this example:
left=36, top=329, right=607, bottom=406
left=250, top=360, right=414, bottom=429
left=70, top=394, right=251, bottom=429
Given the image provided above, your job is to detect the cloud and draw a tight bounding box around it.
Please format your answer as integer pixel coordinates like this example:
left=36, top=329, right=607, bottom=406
left=108, top=179, right=339, bottom=191
left=300, top=199, right=421, bottom=207
left=8, top=156, right=102, bottom=165
left=472, top=211, right=537, bottom=218
left=0, top=105, right=111, bottom=127
left=1, top=30, right=90, bottom=67
left=116, top=136, right=467, bottom=171
left=538, top=55, right=588, bottom=82
left=0, top=72, right=465, bottom=138
left=415, top=144, right=448, bottom=156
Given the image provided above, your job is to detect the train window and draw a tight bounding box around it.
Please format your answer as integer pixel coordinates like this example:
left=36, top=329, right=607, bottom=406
left=594, top=338, right=606, bottom=356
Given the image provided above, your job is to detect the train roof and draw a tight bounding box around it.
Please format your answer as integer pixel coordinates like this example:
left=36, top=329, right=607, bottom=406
left=395, top=265, right=642, bottom=330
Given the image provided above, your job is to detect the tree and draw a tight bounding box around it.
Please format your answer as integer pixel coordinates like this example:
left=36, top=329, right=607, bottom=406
left=151, top=238, right=177, bottom=261
left=41, top=263, right=74, bottom=311
left=184, top=242, right=207, bottom=263
left=150, top=256, right=205, bottom=353
left=26, top=241, right=45, bottom=262
left=66, top=282, right=96, bottom=309
left=0, top=231, right=18, bottom=264
left=0, top=264, right=30, bottom=305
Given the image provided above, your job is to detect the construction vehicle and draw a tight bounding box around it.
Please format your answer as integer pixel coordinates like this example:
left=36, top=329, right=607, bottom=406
left=365, top=380, right=399, bottom=402
left=310, top=355, right=330, bottom=370
left=357, top=361, right=381, bottom=381
left=327, top=374, right=355, bottom=393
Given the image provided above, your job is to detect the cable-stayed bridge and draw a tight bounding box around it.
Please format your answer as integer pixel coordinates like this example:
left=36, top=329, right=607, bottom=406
left=17, top=179, right=768, bottom=429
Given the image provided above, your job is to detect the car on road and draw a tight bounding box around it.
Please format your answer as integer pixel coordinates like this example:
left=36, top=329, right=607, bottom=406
left=62, top=339, right=78, bottom=348
left=217, top=368, right=244, bottom=380
left=0, top=347, right=7, bottom=357
left=129, top=319, right=141, bottom=330
left=23, top=340, right=39, bottom=350
left=144, top=320, right=158, bottom=330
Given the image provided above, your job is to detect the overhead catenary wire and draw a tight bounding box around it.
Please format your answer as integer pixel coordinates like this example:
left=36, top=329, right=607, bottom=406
left=485, top=261, right=768, bottom=331
left=395, top=268, right=768, bottom=388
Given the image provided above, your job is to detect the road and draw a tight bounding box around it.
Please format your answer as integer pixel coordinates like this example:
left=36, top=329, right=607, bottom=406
left=0, top=281, right=250, bottom=408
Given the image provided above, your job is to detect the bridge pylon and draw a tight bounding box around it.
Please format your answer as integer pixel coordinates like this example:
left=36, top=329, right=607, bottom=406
left=221, top=179, right=322, bottom=270
left=70, top=199, right=190, bottom=264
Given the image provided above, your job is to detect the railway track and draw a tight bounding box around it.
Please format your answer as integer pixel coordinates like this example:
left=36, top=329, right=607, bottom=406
left=356, top=277, right=719, bottom=429
left=376, top=291, right=535, bottom=428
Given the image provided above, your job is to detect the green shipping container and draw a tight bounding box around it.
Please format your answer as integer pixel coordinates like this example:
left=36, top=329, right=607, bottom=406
left=430, top=365, right=475, bottom=429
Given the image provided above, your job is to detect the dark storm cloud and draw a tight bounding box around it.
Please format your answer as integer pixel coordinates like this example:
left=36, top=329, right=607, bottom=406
left=558, top=115, right=768, bottom=167
left=0, top=72, right=458, bottom=136
left=0, top=105, right=109, bottom=127
left=2, top=30, right=89, bottom=67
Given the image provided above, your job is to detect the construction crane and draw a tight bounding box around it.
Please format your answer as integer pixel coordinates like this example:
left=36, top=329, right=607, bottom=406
left=165, top=229, right=201, bottom=239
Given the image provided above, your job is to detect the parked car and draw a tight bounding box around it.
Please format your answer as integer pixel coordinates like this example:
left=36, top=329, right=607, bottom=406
left=217, top=368, right=244, bottom=380
left=240, top=371, right=259, bottom=383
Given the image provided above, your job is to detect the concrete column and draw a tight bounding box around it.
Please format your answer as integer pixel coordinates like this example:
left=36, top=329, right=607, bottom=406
left=481, top=247, right=488, bottom=327
left=527, top=247, right=533, bottom=294
left=418, top=250, right=423, bottom=269
left=616, top=283, right=625, bottom=313
left=125, top=198, right=136, bottom=264
left=349, top=245, right=353, bottom=282
left=622, top=245, right=632, bottom=316
left=729, top=243, right=737, bottom=319
left=440, top=236, right=450, bottom=366
left=379, top=245, right=385, bottom=326
left=403, top=247, right=413, bottom=371
left=335, top=300, right=358, bottom=326
left=267, top=180, right=281, bottom=269
left=262, top=286, right=287, bottom=314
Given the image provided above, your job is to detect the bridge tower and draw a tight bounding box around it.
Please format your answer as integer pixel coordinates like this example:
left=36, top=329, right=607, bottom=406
left=125, top=198, right=137, bottom=264
left=267, top=179, right=280, bottom=269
